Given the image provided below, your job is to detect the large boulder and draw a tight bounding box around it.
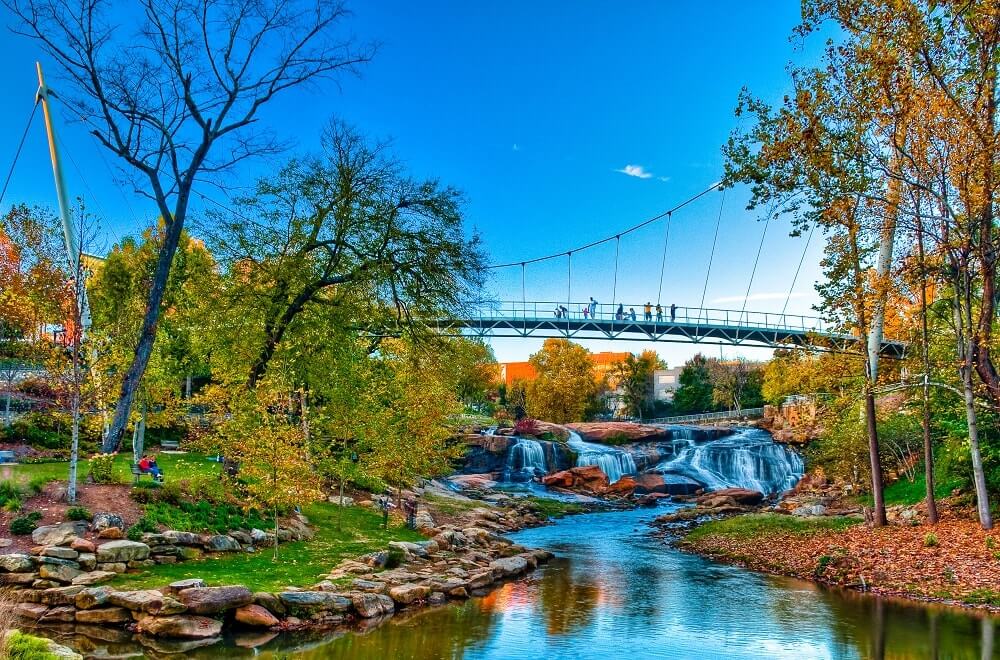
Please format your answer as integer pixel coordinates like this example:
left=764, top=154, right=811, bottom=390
left=0, top=554, right=34, bottom=573
left=605, top=475, right=637, bottom=496
left=277, top=591, right=351, bottom=615
left=234, top=604, right=280, bottom=627
left=136, top=614, right=223, bottom=639
left=108, top=589, right=185, bottom=615
left=566, top=422, right=671, bottom=444
left=71, top=570, right=116, bottom=586
left=351, top=592, right=395, bottom=618
left=489, top=556, right=528, bottom=578
left=75, top=586, right=112, bottom=609
left=700, top=488, right=764, bottom=506
left=39, top=562, right=83, bottom=583
left=96, top=540, right=150, bottom=563
left=541, top=465, right=609, bottom=493
left=635, top=472, right=703, bottom=495
left=91, top=513, right=125, bottom=533
left=75, top=606, right=131, bottom=624
left=388, top=583, right=430, bottom=605
left=32, top=522, right=87, bottom=546
left=177, top=586, right=253, bottom=614
left=204, top=535, right=241, bottom=552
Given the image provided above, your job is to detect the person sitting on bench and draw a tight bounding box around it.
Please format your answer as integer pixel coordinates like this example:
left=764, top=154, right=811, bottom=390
left=137, top=455, right=164, bottom=482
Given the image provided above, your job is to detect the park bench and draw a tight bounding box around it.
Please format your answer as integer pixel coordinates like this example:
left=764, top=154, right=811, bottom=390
left=160, top=439, right=180, bottom=451
left=130, top=463, right=164, bottom=484
left=0, top=451, right=16, bottom=464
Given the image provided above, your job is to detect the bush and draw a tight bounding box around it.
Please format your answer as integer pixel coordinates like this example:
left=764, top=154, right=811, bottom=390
left=66, top=506, right=91, bottom=522
left=141, top=501, right=270, bottom=534
left=514, top=417, right=542, bottom=437
left=88, top=453, right=116, bottom=484
left=9, top=515, right=39, bottom=536
left=0, top=481, right=22, bottom=512
left=924, top=532, right=939, bottom=547
left=385, top=548, right=405, bottom=569
left=127, top=516, right=158, bottom=541
left=6, top=630, right=61, bottom=660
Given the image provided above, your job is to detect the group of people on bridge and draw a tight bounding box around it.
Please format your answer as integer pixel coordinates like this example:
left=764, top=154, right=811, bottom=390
left=553, top=299, right=677, bottom=322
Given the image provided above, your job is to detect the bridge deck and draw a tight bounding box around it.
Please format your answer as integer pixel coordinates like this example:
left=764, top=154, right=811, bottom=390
left=433, top=302, right=906, bottom=357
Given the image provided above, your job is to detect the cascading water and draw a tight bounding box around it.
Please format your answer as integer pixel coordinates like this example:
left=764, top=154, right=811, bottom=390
left=504, top=437, right=548, bottom=481
left=566, top=431, right=637, bottom=484
left=653, top=426, right=803, bottom=495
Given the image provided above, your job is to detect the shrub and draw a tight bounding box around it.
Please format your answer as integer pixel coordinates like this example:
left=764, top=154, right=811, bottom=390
left=385, top=548, right=405, bottom=569
left=89, top=453, right=117, bottom=484
left=9, top=516, right=38, bottom=536
left=66, top=506, right=91, bottom=522
left=6, top=630, right=61, bottom=660
left=0, top=482, right=22, bottom=513
left=924, top=532, right=939, bottom=547
left=141, top=501, right=270, bottom=534
left=514, top=417, right=542, bottom=437
left=25, top=476, right=49, bottom=496
left=126, top=516, right=158, bottom=541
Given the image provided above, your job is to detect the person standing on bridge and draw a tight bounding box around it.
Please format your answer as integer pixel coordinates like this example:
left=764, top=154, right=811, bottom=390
left=616, top=303, right=624, bottom=320
left=582, top=305, right=589, bottom=319
left=644, top=302, right=652, bottom=321
left=589, top=297, right=598, bottom=318
left=629, top=307, right=637, bottom=321
left=670, top=303, right=677, bottom=322
left=656, top=304, right=663, bottom=322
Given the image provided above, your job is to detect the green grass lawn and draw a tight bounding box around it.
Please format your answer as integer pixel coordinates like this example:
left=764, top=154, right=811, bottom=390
left=684, top=513, right=860, bottom=543
left=109, top=502, right=425, bottom=592
left=859, top=467, right=964, bottom=507
left=0, top=452, right=222, bottom=488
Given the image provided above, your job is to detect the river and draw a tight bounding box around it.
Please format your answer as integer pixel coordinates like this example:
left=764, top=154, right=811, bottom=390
left=30, top=426, right=1000, bottom=659
left=41, top=503, right=1000, bottom=659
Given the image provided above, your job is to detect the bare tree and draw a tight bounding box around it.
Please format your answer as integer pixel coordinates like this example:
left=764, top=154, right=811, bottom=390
left=4, top=0, right=374, bottom=452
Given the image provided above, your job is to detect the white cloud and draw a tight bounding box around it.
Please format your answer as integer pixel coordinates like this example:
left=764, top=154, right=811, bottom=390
left=615, top=164, right=654, bottom=179
left=711, top=292, right=808, bottom=304
left=512, top=143, right=520, bottom=152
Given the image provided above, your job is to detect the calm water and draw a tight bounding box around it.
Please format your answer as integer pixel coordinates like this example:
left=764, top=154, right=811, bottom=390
left=41, top=504, right=1000, bottom=659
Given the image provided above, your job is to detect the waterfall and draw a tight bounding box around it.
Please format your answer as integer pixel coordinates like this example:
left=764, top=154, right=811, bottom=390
left=653, top=427, right=803, bottom=495
left=566, top=431, right=637, bottom=484
left=504, top=437, right=548, bottom=481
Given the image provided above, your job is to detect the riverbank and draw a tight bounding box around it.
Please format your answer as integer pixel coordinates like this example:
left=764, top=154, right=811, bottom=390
left=8, top=484, right=597, bottom=655
left=671, top=506, right=1000, bottom=613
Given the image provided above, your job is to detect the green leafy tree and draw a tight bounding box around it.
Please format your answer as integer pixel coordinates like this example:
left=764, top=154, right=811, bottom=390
left=612, top=350, right=662, bottom=419
left=525, top=339, right=600, bottom=423
left=672, top=354, right=715, bottom=415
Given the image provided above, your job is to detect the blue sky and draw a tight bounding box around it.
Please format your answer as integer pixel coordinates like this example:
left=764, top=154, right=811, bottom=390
left=0, top=1, right=829, bottom=365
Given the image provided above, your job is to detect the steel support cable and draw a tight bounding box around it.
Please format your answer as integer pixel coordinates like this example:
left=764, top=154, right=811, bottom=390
left=655, top=212, right=673, bottom=306
left=699, top=186, right=727, bottom=321
left=611, top=235, right=621, bottom=331
left=781, top=223, right=816, bottom=321
left=739, top=204, right=775, bottom=322
left=521, top=262, right=527, bottom=334
left=486, top=181, right=722, bottom=270
left=567, top=251, right=572, bottom=326
left=0, top=103, right=40, bottom=208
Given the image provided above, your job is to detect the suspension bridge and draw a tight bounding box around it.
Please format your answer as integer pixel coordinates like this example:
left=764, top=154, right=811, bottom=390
left=3, top=67, right=906, bottom=359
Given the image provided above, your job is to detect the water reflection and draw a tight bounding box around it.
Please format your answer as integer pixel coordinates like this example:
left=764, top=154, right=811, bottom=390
left=31, top=505, right=1000, bottom=659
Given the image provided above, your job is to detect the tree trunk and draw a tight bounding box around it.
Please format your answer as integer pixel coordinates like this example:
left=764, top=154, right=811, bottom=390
left=102, top=213, right=187, bottom=452
left=68, top=339, right=81, bottom=504
left=961, top=360, right=993, bottom=529
left=865, top=384, right=887, bottom=526
left=916, top=212, right=938, bottom=524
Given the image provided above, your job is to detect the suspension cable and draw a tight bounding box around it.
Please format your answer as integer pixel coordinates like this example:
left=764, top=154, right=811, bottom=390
left=0, top=102, right=39, bottom=208
left=781, top=224, right=816, bottom=318
left=521, top=262, right=527, bottom=332
left=611, top=235, right=620, bottom=326
left=699, top=186, right=728, bottom=318
left=656, top=212, right=673, bottom=306
left=487, top=181, right=722, bottom=269
left=739, top=203, right=775, bottom=320
left=567, top=251, right=572, bottom=318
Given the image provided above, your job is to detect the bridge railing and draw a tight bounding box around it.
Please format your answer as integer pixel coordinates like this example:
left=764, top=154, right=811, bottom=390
left=647, top=407, right=766, bottom=425
left=465, top=300, right=831, bottom=334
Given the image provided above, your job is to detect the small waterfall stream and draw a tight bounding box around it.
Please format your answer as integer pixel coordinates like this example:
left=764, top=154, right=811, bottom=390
left=566, top=431, right=637, bottom=484
left=504, top=437, right=548, bottom=481
left=653, top=426, right=803, bottom=495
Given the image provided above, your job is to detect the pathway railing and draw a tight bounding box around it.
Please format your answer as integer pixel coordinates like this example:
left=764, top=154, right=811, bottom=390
left=647, top=407, right=766, bottom=425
